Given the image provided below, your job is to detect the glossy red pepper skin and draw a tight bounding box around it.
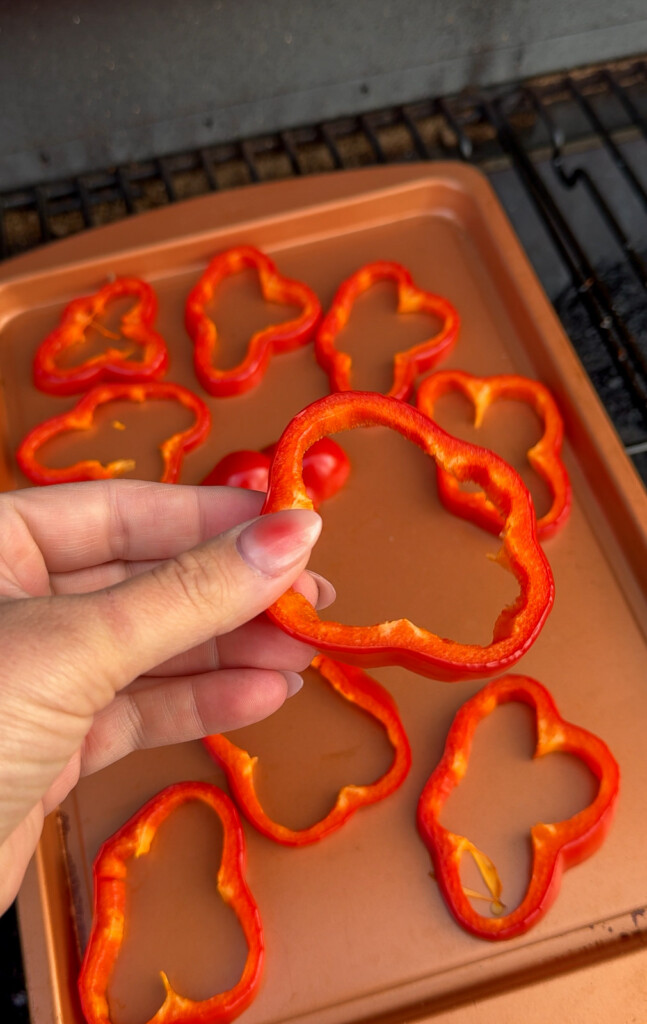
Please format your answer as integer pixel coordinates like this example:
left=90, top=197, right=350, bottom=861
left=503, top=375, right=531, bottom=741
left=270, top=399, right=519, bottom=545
left=201, top=449, right=272, bottom=491
left=417, top=371, right=572, bottom=539
left=315, top=261, right=459, bottom=400
left=203, top=655, right=411, bottom=846
left=263, top=437, right=351, bottom=505
left=33, top=277, right=170, bottom=396
left=78, top=781, right=264, bottom=1024
left=185, top=245, right=321, bottom=396
left=262, top=391, right=554, bottom=682
left=417, top=675, right=620, bottom=940
left=201, top=438, right=351, bottom=507
left=16, top=382, right=211, bottom=485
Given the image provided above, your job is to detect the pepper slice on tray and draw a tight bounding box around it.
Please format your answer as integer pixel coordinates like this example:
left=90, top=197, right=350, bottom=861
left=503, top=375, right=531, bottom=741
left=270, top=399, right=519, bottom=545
left=33, top=277, right=170, bottom=396
left=16, top=381, right=211, bottom=485
left=203, top=654, right=412, bottom=846
left=185, top=244, right=322, bottom=396
left=201, top=449, right=273, bottom=491
left=315, top=261, right=460, bottom=400
left=78, top=781, right=264, bottom=1024
left=416, top=675, right=620, bottom=940
left=417, top=371, right=572, bottom=539
left=262, top=391, right=554, bottom=682
left=201, top=437, right=351, bottom=507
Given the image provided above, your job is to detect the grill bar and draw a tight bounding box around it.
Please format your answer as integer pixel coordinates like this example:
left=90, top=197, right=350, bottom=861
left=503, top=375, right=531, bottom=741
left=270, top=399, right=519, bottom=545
left=483, top=92, right=647, bottom=412
left=568, top=74, right=647, bottom=212
left=527, top=85, right=647, bottom=290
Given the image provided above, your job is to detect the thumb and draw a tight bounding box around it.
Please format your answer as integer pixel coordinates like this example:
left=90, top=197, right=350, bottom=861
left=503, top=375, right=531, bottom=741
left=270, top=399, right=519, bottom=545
left=47, top=508, right=322, bottom=712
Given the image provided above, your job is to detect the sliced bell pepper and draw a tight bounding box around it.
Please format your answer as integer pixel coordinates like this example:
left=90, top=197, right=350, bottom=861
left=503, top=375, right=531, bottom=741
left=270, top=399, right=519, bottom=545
left=315, top=260, right=459, bottom=400
left=263, top=437, right=351, bottom=505
left=417, top=371, right=572, bottom=539
left=185, top=245, right=322, bottom=396
left=33, top=277, right=170, bottom=396
left=78, top=781, right=264, bottom=1024
left=262, top=391, right=554, bottom=682
left=203, top=654, right=411, bottom=846
left=16, top=381, right=211, bottom=485
left=416, top=674, right=620, bottom=940
left=201, top=438, right=351, bottom=507
left=201, top=449, right=272, bottom=491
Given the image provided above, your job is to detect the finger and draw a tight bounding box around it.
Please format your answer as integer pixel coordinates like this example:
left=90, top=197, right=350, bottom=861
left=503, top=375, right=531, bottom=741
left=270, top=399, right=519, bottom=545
left=7, top=479, right=265, bottom=572
left=13, top=509, right=322, bottom=716
left=81, top=668, right=303, bottom=775
left=130, top=614, right=317, bottom=679
left=50, top=563, right=333, bottom=678
left=50, top=559, right=336, bottom=609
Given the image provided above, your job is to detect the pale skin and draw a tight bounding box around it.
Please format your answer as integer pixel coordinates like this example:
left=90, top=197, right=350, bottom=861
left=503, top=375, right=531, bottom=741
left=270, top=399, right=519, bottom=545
left=0, top=479, right=332, bottom=915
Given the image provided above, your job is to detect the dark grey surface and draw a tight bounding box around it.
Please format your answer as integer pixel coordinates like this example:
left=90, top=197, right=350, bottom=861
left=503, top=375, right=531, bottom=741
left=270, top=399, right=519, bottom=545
left=1, top=0, right=647, bottom=188
left=0, top=905, right=28, bottom=1023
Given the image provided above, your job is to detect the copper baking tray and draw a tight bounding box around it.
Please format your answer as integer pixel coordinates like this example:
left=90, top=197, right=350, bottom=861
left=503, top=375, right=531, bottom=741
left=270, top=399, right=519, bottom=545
left=5, top=164, right=647, bottom=1024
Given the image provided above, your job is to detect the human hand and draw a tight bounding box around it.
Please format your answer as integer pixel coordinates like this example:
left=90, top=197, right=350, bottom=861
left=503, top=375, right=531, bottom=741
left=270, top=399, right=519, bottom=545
left=0, top=479, right=331, bottom=913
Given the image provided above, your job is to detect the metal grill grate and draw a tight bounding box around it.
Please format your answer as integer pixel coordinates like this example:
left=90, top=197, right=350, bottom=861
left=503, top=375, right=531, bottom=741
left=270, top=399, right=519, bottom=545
left=1, top=58, right=646, bottom=484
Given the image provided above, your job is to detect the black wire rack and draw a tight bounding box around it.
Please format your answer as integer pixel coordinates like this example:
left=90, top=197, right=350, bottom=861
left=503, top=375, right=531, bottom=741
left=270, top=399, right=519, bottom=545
left=2, top=59, right=647, bottom=490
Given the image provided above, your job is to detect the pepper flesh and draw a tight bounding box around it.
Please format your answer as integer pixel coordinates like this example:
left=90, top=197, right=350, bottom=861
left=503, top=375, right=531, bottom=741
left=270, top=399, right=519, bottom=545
left=16, top=381, right=211, bottom=485
left=78, top=781, right=264, bottom=1024
left=417, top=371, right=572, bottom=539
left=262, top=391, right=554, bottom=682
left=201, top=438, right=351, bottom=507
left=315, top=261, right=459, bottom=400
left=185, top=245, right=321, bottom=396
left=263, top=437, right=351, bottom=506
left=33, top=277, right=169, bottom=395
left=416, top=675, right=620, bottom=940
left=203, top=654, right=412, bottom=846
left=201, top=449, right=272, bottom=491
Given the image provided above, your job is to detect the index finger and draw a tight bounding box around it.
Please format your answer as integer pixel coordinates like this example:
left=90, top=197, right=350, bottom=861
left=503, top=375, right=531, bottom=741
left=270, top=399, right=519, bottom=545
left=7, top=479, right=265, bottom=572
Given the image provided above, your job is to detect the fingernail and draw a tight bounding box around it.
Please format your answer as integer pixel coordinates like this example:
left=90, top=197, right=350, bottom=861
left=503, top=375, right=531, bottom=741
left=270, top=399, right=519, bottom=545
left=283, top=671, right=304, bottom=697
left=237, top=510, right=322, bottom=578
left=308, top=571, right=336, bottom=610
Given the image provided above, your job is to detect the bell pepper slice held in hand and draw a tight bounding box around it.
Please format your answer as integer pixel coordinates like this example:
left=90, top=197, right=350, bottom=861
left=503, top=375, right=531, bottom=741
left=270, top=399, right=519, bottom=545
left=417, top=371, right=572, bottom=539
left=33, top=277, right=170, bottom=396
left=186, top=245, right=322, bottom=396
left=203, top=654, right=412, bottom=846
left=78, top=781, right=264, bottom=1024
left=201, top=437, right=351, bottom=508
left=315, top=260, right=460, bottom=400
left=262, top=391, right=554, bottom=682
left=16, top=381, right=211, bottom=485
left=416, top=675, right=620, bottom=940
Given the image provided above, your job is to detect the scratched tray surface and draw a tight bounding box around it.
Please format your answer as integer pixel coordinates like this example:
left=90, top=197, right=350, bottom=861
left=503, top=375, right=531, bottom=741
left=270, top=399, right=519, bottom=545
left=2, top=166, right=646, bottom=1024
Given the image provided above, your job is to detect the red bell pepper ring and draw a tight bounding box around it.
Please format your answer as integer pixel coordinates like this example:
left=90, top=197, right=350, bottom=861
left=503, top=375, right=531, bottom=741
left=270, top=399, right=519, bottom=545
left=16, top=381, right=211, bottom=485
left=33, top=277, right=170, bottom=396
left=78, top=781, right=264, bottom=1024
left=315, top=260, right=460, bottom=400
left=416, top=675, right=620, bottom=940
left=201, top=438, right=351, bottom=507
left=417, top=371, right=572, bottom=539
left=203, top=654, right=411, bottom=846
left=262, top=391, right=554, bottom=682
left=185, top=245, right=322, bottom=396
